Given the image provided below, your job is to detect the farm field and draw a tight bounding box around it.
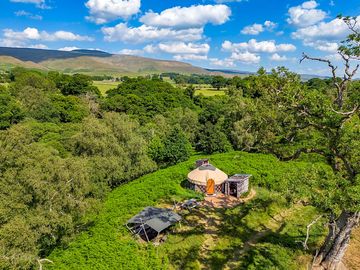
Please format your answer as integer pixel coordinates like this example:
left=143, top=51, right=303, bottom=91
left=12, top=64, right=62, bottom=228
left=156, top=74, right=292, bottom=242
left=195, top=89, right=226, bottom=96
left=93, top=81, right=119, bottom=95
left=46, top=151, right=336, bottom=270
left=93, top=80, right=226, bottom=97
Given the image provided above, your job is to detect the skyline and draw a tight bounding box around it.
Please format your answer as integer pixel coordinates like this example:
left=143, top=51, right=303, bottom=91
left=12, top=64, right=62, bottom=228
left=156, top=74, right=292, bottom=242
left=1, top=0, right=359, bottom=75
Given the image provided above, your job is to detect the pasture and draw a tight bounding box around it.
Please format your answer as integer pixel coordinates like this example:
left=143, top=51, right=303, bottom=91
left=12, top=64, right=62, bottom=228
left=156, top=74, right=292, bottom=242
left=93, top=81, right=119, bottom=95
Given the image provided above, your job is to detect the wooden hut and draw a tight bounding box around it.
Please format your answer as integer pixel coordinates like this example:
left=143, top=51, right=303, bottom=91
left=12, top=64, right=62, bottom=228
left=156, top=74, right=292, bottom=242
left=187, top=163, right=228, bottom=195
left=224, top=174, right=251, bottom=198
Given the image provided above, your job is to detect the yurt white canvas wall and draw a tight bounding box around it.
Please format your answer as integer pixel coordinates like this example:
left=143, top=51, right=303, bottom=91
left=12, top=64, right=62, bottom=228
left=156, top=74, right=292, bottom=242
left=187, top=163, right=228, bottom=195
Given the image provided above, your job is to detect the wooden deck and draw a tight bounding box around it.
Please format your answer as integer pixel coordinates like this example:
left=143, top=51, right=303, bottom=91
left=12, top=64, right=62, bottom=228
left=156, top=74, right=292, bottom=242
left=201, top=189, right=256, bottom=208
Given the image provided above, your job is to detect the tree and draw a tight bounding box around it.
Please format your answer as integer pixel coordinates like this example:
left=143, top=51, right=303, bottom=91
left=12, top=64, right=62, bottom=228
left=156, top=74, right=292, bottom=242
left=55, top=74, right=100, bottom=96
left=296, top=16, right=360, bottom=269
left=148, top=126, right=192, bottom=166
left=0, top=87, right=24, bottom=129
left=0, top=124, right=98, bottom=269
left=228, top=17, right=360, bottom=270
left=196, top=121, right=233, bottom=154
left=211, top=75, right=227, bottom=90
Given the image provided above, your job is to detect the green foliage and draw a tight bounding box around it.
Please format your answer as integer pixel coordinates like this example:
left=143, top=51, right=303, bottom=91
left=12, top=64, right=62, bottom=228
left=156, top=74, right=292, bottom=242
left=0, top=124, right=98, bottom=269
left=72, top=113, right=157, bottom=187
left=196, top=121, right=232, bottom=154
left=149, top=126, right=192, bottom=166
left=0, top=112, right=157, bottom=269
left=0, top=88, right=24, bottom=129
left=211, top=75, right=228, bottom=90
left=53, top=73, right=101, bottom=96
left=103, top=77, right=195, bottom=122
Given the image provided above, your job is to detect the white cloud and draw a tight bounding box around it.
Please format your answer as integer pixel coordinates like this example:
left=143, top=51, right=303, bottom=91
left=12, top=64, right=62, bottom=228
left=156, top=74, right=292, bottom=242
left=264, top=20, right=277, bottom=30
left=139, top=42, right=210, bottom=61
left=85, top=0, right=141, bottom=24
left=140, top=5, right=231, bottom=29
left=59, top=46, right=81, bottom=51
left=209, top=57, right=235, bottom=67
left=241, top=23, right=263, bottom=35
left=301, top=0, right=318, bottom=9
left=276, top=43, right=297, bottom=52
left=158, top=42, right=210, bottom=55
left=287, top=1, right=326, bottom=28
left=29, top=44, right=48, bottom=49
left=214, top=0, right=245, bottom=3
left=325, top=53, right=342, bottom=61
left=1, top=27, right=93, bottom=47
left=143, top=44, right=157, bottom=54
left=270, top=53, right=288, bottom=61
left=241, top=20, right=277, bottom=35
left=303, top=40, right=339, bottom=52
left=222, top=39, right=296, bottom=53
left=10, top=0, right=43, bottom=3
left=174, top=54, right=208, bottom=61
left=230, top=51, right=260, bottom=64
left=118, top=49, right=144, bottom=56
left=102, top=23, right=203, bottom=43
left=291, top=17, right=357, bottom=52
left=292, top=18, right=350, bottom=41
left=15, top=10, right=42, bottom=20
left=10, top=0, right=49, bottom=9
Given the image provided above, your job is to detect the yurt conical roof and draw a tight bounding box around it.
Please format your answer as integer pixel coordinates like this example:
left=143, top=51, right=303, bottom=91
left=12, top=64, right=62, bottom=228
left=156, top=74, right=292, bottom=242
left=187, top=164, right=228, bottom=186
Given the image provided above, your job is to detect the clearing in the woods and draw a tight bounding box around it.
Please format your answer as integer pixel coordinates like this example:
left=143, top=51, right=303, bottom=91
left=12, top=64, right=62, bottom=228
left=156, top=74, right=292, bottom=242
left=45, top=152, right=359, bottom=270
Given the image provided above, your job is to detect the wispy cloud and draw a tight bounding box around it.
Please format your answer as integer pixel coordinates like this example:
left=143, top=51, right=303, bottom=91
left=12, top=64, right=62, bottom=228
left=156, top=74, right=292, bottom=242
left=15, top=10, right=43, bottom=20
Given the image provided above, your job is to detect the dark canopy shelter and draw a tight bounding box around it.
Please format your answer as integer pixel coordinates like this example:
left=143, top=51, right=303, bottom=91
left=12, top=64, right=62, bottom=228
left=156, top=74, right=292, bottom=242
left=126, top=207, right=181, bottom=241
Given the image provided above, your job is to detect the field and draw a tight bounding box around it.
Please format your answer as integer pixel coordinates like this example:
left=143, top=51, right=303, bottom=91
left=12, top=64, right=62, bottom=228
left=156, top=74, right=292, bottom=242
left=195, top=89, right=226, bottom=96
left=93, top=80, right=226, bottom=97
left=46, top=152, right=336, bottom=270
left=93, top=81, right=119, bottom=95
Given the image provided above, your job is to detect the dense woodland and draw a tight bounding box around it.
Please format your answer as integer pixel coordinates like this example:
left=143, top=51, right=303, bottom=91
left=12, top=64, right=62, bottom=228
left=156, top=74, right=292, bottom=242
left=0, top=16, right=359, bottom=270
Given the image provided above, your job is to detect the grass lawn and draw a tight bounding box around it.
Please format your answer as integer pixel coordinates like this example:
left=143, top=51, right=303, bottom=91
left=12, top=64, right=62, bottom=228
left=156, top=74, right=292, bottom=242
left=46, top=152, right=332, bottom=270
left=93, top=81, right=119, bottom=96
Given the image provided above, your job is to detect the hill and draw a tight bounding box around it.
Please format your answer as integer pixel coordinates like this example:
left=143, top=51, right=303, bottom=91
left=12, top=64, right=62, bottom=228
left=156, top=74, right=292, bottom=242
left=0, top=55, right=47, bottom=70
left=40, top=55, right=207, bottom=75
left=0, top=47, right=112, bottom=62
left=0, top=47, right=331, bottom=79
left=0, top=47, right=209, bottom=75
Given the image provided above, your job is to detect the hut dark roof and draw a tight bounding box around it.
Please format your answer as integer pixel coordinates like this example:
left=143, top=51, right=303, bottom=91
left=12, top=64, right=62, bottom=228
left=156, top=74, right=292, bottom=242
left=227, top=174, right=252, bottom=182
left=127, top=207, right=181, bottom=233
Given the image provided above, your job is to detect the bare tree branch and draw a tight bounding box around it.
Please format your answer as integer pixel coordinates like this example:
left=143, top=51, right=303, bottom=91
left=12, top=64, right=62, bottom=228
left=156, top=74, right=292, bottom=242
left=303, top=215, right=323, bottom=250
left=37, top=258, right=53, bottom=270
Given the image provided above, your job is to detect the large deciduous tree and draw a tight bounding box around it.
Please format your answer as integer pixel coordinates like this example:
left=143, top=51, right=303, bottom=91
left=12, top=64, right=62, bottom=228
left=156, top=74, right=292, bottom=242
left=298, top=16, right=360, bottom=270
left=229, top=16, right=359, bottom=270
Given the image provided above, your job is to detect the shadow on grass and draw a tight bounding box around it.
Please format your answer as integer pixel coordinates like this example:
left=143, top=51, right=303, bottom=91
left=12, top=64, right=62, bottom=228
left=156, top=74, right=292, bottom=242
left=162, top=192, right=322, bottom=270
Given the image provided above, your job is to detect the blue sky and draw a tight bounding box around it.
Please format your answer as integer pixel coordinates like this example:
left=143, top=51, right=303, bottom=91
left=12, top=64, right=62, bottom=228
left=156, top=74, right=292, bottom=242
left=1, top=0, right=359, bottom=75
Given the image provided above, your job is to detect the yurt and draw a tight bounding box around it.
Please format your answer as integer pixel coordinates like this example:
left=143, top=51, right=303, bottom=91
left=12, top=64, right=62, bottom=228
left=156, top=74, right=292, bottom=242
left=187, top=160, right=228, bottom=195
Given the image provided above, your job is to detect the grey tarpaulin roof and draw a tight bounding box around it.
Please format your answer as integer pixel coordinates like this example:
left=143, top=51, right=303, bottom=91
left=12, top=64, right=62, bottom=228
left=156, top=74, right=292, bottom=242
left=127, top=207, right=181, bottom=233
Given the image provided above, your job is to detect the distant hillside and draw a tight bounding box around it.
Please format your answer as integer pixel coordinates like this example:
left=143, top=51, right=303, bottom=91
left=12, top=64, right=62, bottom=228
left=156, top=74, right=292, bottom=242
left=0, top=47, right=209, bottom=75
left=0, top=55, right=46, bottom=70
left=0, top=47, right=329, bottom=79
left=206, top=68, right=330, bottom=81
left=41, top=55, right=208, bottom=75
left=0, top=47, right=112, bottom=62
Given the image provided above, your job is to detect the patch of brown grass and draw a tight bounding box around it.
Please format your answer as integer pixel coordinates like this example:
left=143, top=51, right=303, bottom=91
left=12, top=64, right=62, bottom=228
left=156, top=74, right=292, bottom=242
left=344, top=227, right=360, bottom=270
